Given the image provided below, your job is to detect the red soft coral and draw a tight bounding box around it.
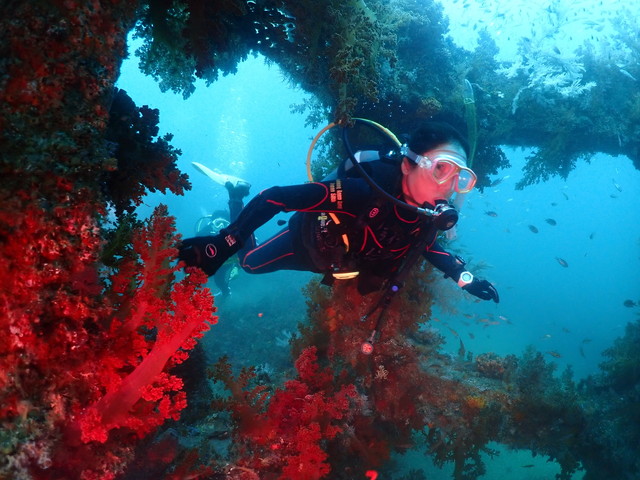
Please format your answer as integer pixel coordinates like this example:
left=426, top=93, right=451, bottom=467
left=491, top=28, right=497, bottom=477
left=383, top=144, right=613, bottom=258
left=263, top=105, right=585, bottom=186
left=74, top=205, right=216, bottom=444
left=1, top=191, right=216, bottom=477
left=214, top=347, right=362, bottom=480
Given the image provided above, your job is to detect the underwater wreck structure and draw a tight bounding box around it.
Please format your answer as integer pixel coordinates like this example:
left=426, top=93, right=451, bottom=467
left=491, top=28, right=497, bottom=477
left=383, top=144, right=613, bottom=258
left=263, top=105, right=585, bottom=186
left=1, top=0, right=639, bottom=478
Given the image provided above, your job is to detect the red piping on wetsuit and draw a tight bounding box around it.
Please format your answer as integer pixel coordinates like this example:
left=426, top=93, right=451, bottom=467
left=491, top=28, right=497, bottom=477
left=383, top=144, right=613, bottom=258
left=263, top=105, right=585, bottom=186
left=241, top=229, right=294, bottom=271
left=390, top=244, right=410, bottom=259
left=425, top=236, right=452, bottom=257
left=393, top=199, right=419, bottom=224
left=265, top=183, right=357, bottom=217
left=359, top=225, right=384, bottom=253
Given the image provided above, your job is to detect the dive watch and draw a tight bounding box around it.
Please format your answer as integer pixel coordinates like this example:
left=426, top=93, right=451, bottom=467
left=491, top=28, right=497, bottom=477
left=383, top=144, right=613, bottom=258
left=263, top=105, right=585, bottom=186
left=457, top=271, right=474, bottom=288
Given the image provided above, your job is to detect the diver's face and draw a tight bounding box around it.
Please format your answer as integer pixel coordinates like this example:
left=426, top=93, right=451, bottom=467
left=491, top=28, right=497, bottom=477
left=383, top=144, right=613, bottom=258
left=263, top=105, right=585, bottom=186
left=401, top=142, right=468, bottom=207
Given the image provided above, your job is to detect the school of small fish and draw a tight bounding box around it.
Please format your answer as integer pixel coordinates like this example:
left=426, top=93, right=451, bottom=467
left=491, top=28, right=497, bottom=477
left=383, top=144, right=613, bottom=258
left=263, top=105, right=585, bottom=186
left=439, top=0, right=638, bottom=68
left=422, top=2, right=639, bottom=419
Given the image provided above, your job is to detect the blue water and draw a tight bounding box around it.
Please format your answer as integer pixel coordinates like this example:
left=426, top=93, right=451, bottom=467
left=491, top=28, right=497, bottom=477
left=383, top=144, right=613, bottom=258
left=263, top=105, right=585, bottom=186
left=116, top=2, right=640, bottom=475
left=437, top=147, right=640, bottom=378
left=117, top=46, right=316, bottom=243
left=117, top=40, right=640, bottom=379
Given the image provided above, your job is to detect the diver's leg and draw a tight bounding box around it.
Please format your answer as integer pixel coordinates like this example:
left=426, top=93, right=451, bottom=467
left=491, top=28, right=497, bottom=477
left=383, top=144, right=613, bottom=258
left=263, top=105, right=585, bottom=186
left=212, top=263, right=233, bottom=297
left=239, top=227, right=317, bottom=274
left=222, top=181, right=334, bottom=272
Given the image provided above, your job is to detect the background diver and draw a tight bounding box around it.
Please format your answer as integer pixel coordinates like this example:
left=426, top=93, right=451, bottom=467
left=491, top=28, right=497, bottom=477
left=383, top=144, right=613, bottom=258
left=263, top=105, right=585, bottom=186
left=179, top=121, right=499, bottom=303
left=193, top=210, right=238, bottom=298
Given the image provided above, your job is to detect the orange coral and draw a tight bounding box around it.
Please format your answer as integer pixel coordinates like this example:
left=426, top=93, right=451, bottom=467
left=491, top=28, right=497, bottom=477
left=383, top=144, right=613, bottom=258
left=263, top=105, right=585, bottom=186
left=465, top=395, right=486, bottom=410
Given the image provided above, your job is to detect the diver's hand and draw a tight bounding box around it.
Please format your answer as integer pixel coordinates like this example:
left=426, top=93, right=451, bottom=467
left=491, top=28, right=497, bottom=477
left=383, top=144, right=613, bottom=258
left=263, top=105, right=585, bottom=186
left=463, top=278, right=500, bottom=303
left=178, top=232, right=240, bottom=276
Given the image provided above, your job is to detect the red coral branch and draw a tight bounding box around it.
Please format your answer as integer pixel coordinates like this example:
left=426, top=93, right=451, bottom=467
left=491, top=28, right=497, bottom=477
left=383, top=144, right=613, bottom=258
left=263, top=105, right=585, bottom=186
left=1, top=187, right=216, bottom=478
left=213, top=346, right=362, bottom=480
left=73, top=206, right=216, bottom=444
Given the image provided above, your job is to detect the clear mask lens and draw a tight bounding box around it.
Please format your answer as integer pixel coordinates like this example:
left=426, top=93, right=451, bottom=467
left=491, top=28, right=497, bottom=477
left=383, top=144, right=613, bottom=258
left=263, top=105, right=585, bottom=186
left=455, top=169, right=476, bottom=193
left=212, top=218, right=230, bottom=231
left=431, top=158, right=459, bottom=182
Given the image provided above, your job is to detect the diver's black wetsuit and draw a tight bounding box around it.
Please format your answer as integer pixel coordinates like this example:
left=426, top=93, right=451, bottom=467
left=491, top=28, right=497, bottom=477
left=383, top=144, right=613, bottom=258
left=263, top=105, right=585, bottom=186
left=228, top=167, right=464, bottom=294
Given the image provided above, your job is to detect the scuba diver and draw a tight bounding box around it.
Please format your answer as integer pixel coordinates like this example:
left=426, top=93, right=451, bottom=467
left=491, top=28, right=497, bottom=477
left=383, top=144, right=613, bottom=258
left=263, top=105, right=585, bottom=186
left=193, top=210, right=238, bottom=298
left=179, top=121, right=499, bottom=303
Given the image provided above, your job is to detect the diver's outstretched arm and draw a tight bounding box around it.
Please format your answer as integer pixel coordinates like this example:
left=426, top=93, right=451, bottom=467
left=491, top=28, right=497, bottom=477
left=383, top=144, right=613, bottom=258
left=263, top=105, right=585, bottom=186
left=424, top=241, right=499, bottom=303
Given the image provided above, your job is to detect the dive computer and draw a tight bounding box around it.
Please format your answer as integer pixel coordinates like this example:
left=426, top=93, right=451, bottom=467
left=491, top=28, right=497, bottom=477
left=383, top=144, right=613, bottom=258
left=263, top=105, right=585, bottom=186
left=457, top=271, right=473, bottom=288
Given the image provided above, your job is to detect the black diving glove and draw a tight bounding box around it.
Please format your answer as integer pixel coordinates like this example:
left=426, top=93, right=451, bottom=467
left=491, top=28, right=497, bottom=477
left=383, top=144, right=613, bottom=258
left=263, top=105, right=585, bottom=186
left=463, top=278, right=500, bottom=303
left=178, top=230, right=241, bottom=276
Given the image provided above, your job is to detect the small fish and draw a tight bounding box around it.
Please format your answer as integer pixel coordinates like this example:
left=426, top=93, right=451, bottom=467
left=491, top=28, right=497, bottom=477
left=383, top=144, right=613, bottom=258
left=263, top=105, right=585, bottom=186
left=551, top=202, right=558, bottom=206
left=528, top=225, right=539, bottom=233
left=581, top=338, right=592, bottom=344
left=458, top=339, right=466, bottom=358
left=545, top=218, right=557, bottom=226
left=619, top=69, right=637, bottom=81
left=489, top=175, right=510, bottom=187
left=623, top=299, right=637, bottom=308
left=485, top=211, right=498, bottom=217
left=562, top=192, right=569, bottom=200
left=589, top=232, right=595, bottom=240
left=546, top=351, right=562, bottom=358
left=612, top=180, right=622, bottom=192
left=521, top=464, right=535, bottom=468
left=277, top=219, right=287, bottom=226
left=555, top=257, right=569, bottom=268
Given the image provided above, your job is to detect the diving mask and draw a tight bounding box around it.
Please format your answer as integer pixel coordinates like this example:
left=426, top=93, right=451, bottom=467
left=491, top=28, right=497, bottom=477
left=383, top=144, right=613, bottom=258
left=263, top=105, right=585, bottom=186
left=401, top=145, right=477, bottom=194
left=195, top=216, right=230, bottom=236
left=211, top=217, right=230, bottom=231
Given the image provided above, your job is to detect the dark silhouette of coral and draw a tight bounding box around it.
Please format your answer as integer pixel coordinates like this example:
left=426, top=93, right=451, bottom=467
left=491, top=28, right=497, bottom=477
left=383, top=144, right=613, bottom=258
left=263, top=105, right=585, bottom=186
left=130, top=0, right=639, bottom=186
left=103, top=88, right=190, bottom=216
